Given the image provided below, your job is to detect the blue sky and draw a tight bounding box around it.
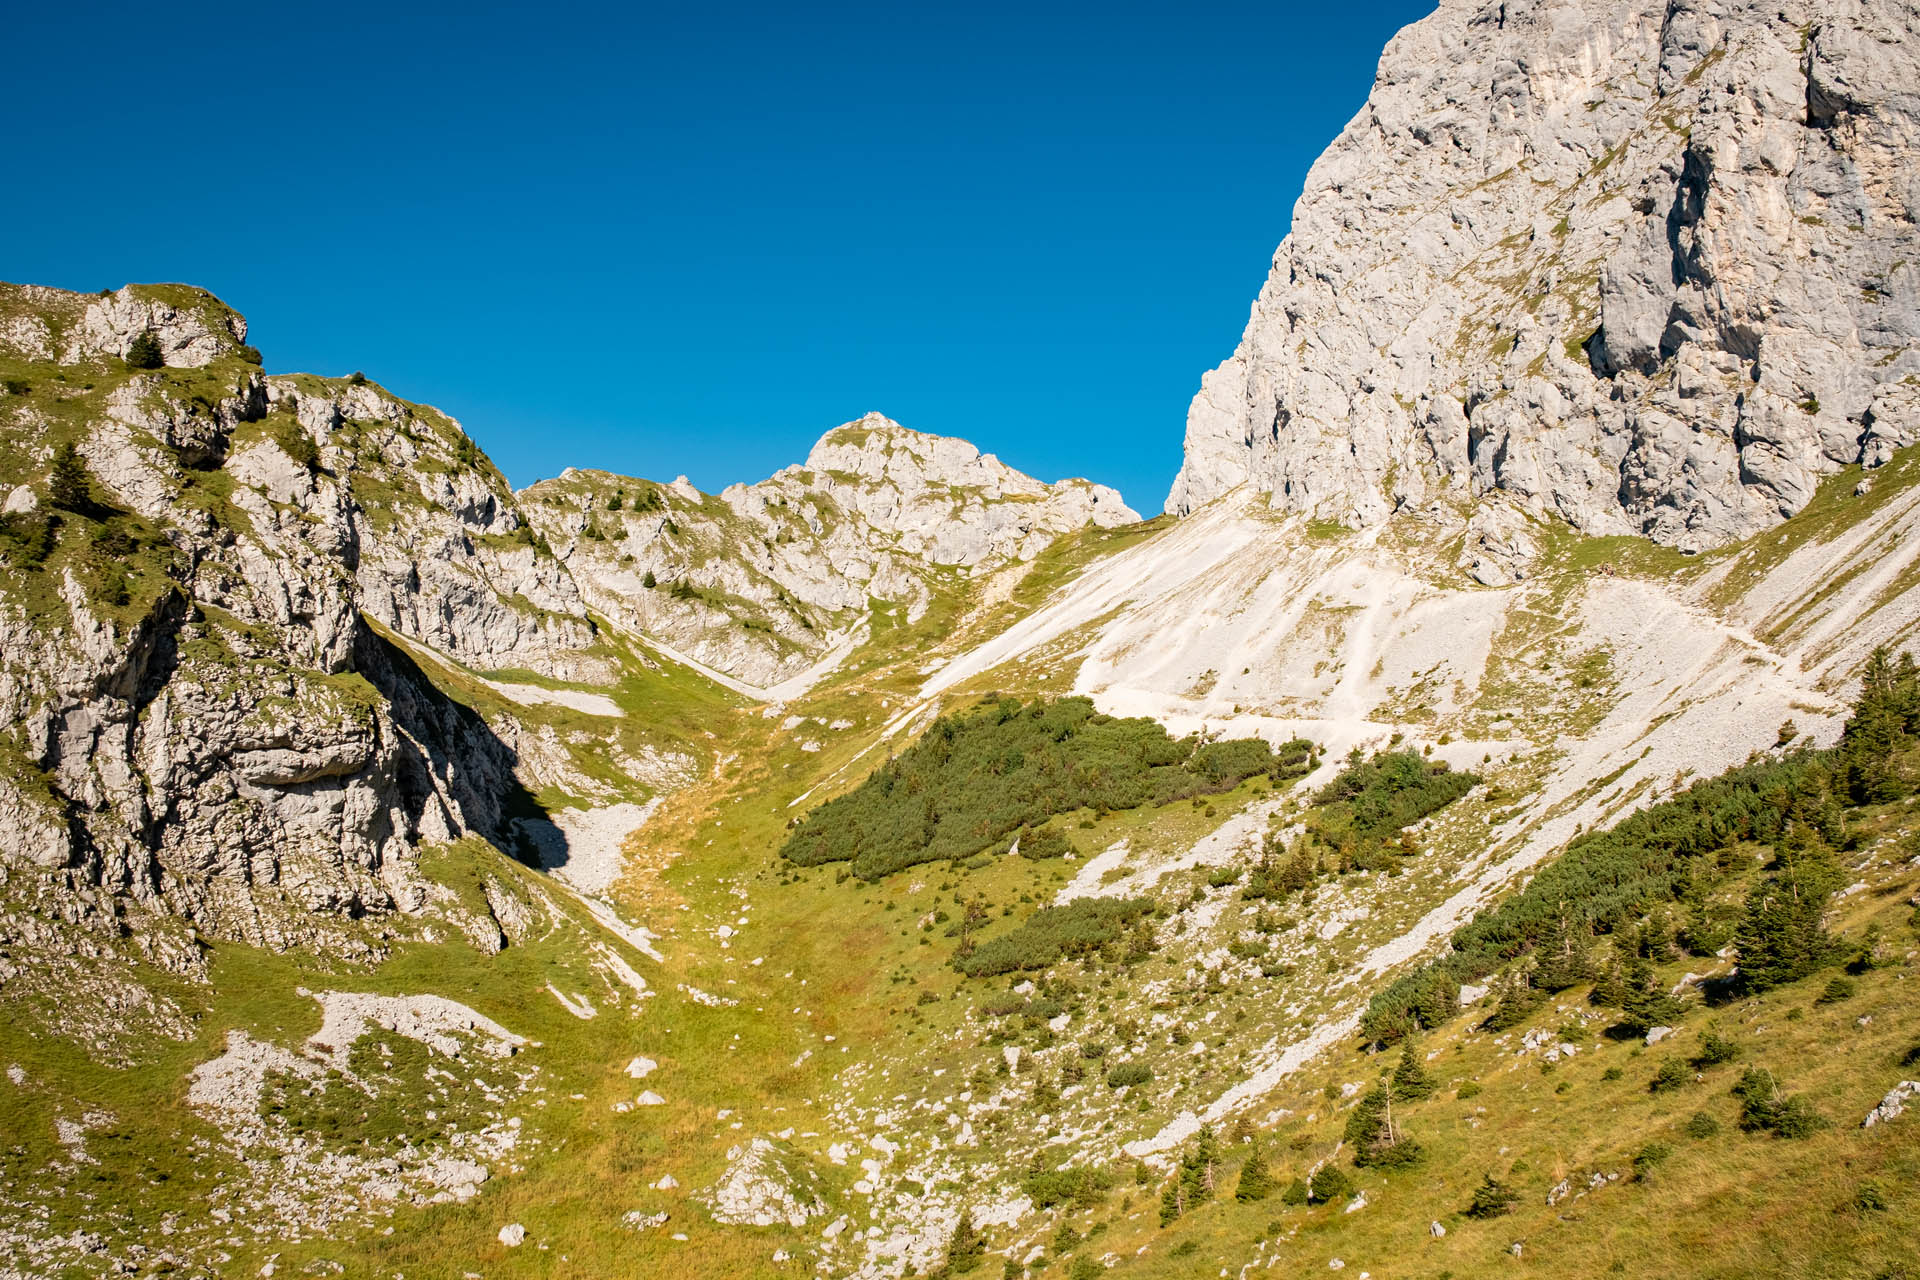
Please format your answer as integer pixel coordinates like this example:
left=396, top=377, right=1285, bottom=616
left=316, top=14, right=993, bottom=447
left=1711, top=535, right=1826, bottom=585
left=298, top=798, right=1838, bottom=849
left=6, top=1, right=1433, bottom=511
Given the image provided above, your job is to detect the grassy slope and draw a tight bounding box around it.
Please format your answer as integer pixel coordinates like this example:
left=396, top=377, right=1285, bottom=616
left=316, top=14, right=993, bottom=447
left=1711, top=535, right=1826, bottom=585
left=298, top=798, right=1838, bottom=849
left=5, top=331, right=1920, bottom=1280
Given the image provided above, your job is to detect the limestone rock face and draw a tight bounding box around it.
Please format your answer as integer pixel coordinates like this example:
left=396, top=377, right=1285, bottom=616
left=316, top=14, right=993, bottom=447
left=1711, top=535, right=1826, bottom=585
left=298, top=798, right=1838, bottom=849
left=524, top=413, right=1138, bottom=688
left=1168, top=0, right=1920, bottom=551
left=0, top=288, right=1136, bottom=959
left=0, top=283, right=597, bottom=957
left=66, top=285, right=251, bottom=368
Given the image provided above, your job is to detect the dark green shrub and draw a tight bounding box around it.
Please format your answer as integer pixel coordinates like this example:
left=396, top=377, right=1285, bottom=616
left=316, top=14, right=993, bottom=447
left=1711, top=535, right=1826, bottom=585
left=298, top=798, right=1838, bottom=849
left=1307, top=1164, right=1353, bottom=1205
left=1631, top=1141, right=1672, bottom=1179
left=0, top=512, right=58, bottom=569
left=954, top=898, right=1154, bottom=978
left=1312, top=750, right=1478, bottom=852
left=1456, top=1081, right=1482, bottom=1100
left=1465, top=1173, right=1519, bottom=1219
left=1280, top=1177, right=1309, bottom=1206
left=1106, top=1062, right=1152, bottom=1089
left=1650, top=1060, right=1690, bottom=1093
left=782, top=695, right=1291, bottom=879
left=1815, top=976, right=1855, bottom=1004
left=278, top=424, right=319, bottom=471
left=1022, top=1165, right=1111, bottom=1209
left=1733, top=1067, right=1825, bottom=1138
left=1017, top=824, right=1074, bottom=860
left=1853, top=1182, right=1888, bottom=1212
left=1693, top=1028, right=1737, bottom=1067
left=2, top=378, right=29, bottom=395
left=125, top=330, right=164, bottom=369
left=1682, top=1111, right=1719, bottom=1139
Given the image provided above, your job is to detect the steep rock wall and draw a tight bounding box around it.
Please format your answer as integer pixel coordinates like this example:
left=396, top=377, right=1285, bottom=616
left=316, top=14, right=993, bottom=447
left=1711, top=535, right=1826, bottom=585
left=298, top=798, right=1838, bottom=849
left=1170, top=0, right=1920, bottom=551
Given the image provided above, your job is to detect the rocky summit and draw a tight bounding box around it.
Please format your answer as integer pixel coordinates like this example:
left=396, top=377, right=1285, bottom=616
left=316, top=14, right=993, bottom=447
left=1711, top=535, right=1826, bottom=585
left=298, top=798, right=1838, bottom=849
left=2, top=3, right=1920, bottom=1280
left=1169, top=0, right=1920, bottom=553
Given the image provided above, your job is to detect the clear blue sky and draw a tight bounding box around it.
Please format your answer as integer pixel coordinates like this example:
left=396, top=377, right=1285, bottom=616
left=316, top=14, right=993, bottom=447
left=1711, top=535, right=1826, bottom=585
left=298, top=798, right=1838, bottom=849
left=5, top=1, right=1432, bottom=511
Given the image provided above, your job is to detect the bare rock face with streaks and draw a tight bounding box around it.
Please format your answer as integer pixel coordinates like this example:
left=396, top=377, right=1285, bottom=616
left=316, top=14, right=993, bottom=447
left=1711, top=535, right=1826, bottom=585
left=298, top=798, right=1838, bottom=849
left=1169, top=0, right=1920, bottom=552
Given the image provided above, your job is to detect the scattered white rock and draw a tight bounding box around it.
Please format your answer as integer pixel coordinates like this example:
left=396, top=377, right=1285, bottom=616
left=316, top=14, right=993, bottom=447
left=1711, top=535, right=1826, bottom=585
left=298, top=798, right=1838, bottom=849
left=1644, top=1026, right=1675, bottom=1046
left=1864, top=1081, right=1920, bottom=1128
left=626, top=1056, right=658, bottom=1079
left=498, top=1223, right=526, bottom=1247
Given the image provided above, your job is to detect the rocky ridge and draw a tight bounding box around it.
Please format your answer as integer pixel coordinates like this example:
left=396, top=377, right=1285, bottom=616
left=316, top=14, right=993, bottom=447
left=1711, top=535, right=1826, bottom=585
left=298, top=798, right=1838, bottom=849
left=0, top=284, right=1135, bottom=972
left=522, top=412, right=1137, bottom=689
left=1170, top=0, right=1920, bottom=553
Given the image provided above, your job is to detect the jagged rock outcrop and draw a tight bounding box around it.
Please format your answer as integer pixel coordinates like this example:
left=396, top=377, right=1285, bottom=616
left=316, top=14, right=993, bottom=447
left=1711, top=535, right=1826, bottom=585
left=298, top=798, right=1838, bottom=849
left=0, top=284, right=596, bottom=956
left=523, top=413, right=1137, bottom=688
left=0, top=289, right=1135, bottom=957
left=1169, top=0, right=1920, bottom=552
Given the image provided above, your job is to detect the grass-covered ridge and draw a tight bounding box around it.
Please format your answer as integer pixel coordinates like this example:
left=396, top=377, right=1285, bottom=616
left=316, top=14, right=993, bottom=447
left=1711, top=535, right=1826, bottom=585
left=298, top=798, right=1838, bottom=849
left=780, top=694, right=1311, bottom=880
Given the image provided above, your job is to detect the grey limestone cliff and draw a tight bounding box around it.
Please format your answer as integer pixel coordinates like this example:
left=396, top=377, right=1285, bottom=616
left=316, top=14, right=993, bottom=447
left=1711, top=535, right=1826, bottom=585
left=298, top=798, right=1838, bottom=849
left=1169, top=0, right=1920, bottom=552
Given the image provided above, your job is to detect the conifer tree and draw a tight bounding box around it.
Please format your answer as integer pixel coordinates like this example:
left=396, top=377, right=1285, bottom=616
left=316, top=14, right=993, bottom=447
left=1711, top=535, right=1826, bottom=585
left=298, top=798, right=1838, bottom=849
left=125, top=330, right=164, bottom=369
left=942, top=1207, right=986, bottom=1274
left=48, top=442, right=90, bottom=512
left=1465, top=1172, right=1519, bottom=1218
left=1532, top=908, right=1594, bottom=991
left=1618, top=943, right=1682, bottom=1035
left=1391, top=1040, right=1436, bottom=1101
left=1734, top=827, right=1841, bottom=993
left=1840, top=646, right=1920, bottom=802
left=1235, top=1141, right=1273, bottom=1203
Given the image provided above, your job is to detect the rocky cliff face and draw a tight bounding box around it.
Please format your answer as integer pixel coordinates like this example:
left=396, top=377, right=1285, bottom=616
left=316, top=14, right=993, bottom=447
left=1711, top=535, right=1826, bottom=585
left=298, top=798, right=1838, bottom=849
left=0, top=285, right=601, bottom=961
left=523, top=413, right=1137, bottom=689
left=0, top=290, right=1134, bottom=961
left=1169, top=0, right=1920, bottom=552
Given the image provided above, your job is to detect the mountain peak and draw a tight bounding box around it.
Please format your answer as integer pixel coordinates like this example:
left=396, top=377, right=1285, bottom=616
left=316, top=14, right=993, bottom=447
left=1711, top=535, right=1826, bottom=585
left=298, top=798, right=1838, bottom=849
left=1168, top=1, right=1920, bottom=554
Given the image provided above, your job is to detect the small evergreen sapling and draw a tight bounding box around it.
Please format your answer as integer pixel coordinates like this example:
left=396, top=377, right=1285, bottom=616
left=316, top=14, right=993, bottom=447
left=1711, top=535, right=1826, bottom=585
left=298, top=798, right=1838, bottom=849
left=941, top=1207, right=986, bottom=1274
left=48, top=442, right=91, bottom=512
left=1234, top=1141, right=1273, bottom=1203
left=1465, top=1172, right=1519, bottom=1219
left=1391, top=1041, right=1436, bottom=1101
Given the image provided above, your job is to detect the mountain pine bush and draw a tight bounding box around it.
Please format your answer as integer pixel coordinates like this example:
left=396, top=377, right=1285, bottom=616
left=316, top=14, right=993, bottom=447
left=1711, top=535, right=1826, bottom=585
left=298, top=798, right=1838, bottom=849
left=782, top=695, right=1296, bottom=879
left=1360, top=651, right=1918, bottom=1044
